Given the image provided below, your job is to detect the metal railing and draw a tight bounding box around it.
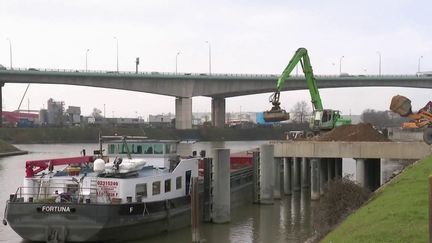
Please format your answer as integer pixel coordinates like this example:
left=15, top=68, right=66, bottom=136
left=11, top=186, right=100, bottom=204
left=0, top=67, right=427, bottom=79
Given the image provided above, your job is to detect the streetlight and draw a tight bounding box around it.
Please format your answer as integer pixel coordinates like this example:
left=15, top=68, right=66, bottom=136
left=339, top=56, right=344, bottom=74
left=114, top=37, right=119, bottom=72
left=205, top=41, right=211, bottom=75
left=175, top=52, right=181, bottom=74
left=6, top=38, right=12, bottom=69
left=376, top=51, right=381, bottom=76
left=418, top=55, right=423, bottom=73
left=85, top=49, right=90, bottom=71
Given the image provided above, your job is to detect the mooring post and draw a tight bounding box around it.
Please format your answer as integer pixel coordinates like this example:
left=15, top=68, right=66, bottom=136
left=212, top=148, right=230, bottom=223
left=203, top=158, right=212, bottom=222
left=191, top=177, right=200, bottom=243
left=252, top=151, right=260, bottom=203
left=429, top=175, right=432, bottom=243
left=259, top=144, right=274, bottom=204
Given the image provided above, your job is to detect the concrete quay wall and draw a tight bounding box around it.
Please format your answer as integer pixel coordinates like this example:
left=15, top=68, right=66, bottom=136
left=272, top=141, right=431, bottom=160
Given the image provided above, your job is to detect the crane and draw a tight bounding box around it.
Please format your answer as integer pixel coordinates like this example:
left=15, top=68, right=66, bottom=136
left=263, top=47, right=351, bottom=132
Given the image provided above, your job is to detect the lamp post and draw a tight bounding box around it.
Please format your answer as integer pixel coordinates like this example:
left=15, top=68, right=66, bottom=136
left=205, top=41, right=211, bottom=75
left=376, top=51, right=381, bottom=76
left=114, top=37, right=119, bottom=72
left=418, top=55, right=423, bottom=73
left=6, top=38, right=12, bottom=69
left=85, top=49, right=90, bottom=72
left=175, top=52, right=181, bottom=74
left=339, top=56, right=344, bottom=74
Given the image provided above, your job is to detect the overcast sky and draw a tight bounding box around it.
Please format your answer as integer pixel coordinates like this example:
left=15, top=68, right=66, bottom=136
left=0, top=0, right=431, bottom=118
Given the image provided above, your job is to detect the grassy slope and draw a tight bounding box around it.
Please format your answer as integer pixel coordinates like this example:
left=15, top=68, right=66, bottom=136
left=0, top=139, right=19, bottom=152
left=323, top=155, right=432, bottom=243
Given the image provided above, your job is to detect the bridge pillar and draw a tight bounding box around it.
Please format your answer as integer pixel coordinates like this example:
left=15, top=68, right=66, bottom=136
left=175, top=97, right=192, bottom=129
left=310, top=158, right=320, bottom=200
left=211, top=97, right=225, bottom=128
left=273, top=158, right=282, bottom=199
left=283, top=157, right=292, bottom=195
left=301, top=157, right=310, bottom=188
left=259, top=144, right=274, bottom=204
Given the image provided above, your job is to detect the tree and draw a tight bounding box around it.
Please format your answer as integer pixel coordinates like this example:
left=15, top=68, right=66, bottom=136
left=361, top=109, right=409, bottom=129
left=290, top=100, right=311, bottom=123
left=92, top=108, right=103, bottom=119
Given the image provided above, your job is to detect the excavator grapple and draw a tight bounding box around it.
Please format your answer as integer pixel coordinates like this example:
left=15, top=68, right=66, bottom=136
left=263, top=109, right=290, bottom=122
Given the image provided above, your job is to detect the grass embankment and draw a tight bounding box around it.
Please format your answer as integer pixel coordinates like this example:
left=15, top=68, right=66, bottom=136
left=323, top=155, right=432, bottom=243
left=0, top=139, right=19, bottom=153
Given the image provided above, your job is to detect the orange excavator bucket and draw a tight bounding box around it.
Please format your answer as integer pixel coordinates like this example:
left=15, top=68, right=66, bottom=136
left=390, top=95, right=412, bottom=117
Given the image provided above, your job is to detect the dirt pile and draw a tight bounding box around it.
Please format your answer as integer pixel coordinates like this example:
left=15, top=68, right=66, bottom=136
left=314, top=123, right=390, bottom=142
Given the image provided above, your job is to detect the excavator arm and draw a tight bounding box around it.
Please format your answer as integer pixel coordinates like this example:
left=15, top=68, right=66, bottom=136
left=264, top=47, right=323, bottom=122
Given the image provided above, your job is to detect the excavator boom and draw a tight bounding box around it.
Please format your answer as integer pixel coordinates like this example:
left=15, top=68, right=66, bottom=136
left=264, top=47, right=323, bottom=122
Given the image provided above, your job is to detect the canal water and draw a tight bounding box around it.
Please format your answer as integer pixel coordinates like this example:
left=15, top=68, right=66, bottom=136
left=0, top=142, right=316, bottom=243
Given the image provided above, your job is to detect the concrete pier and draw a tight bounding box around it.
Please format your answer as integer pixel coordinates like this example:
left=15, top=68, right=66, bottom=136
left=356, top=158, right=366, bottom=187
left=259, top=144, right=274, bottom=204
left=335, top=158, right=342, bottom=178
left=175, top=97, right=192, bottom=129
left=319, top=158, right=328, bottom=195
left=292, top=157, right=301, bottom=192
left=283, top=158, right=292, bottom=195
left=212, top=149, right=231, bottom=223
left=273, top=158, right=282, bottom=199
left=301, top=157, right=309, bottom=188
left=328, top=158, right=336, bottom=181
left=310, top=158, right=320, bottom=200
left=211, top=97, right=226, bottom=128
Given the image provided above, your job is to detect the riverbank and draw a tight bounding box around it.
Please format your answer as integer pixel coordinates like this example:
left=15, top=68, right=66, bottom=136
left=322, top=154, right=432, bottom=242
left=0, top=125, right=308, bottom=144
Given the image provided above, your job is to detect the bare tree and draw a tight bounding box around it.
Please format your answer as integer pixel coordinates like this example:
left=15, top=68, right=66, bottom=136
left=290, top=100, right=311, bottom=123
left=92, top=108, right=103, bottom=119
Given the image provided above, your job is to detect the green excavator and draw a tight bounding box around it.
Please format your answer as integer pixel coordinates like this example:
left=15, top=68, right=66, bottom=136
left=263, top=47, right=351, bottom=132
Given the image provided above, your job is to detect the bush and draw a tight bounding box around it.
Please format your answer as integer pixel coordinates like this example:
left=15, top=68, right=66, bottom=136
left=313, top=177, right=371, bottom=239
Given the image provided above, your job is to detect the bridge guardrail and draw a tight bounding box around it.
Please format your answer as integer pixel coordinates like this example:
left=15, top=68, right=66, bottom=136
left=0, top=68, right=426, bottom=79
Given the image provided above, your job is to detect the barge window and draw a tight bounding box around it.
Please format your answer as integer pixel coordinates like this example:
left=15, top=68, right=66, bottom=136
left=143, top=144, right=153, bottom=154
left=136, top=183, right=147, bottom=198
left=152, top=181, right=161, bottom=195
left=108, top=144, right=115, bottom=154
left=176, top=176, right=182, bottom=190
left=165, top=179, right=171, bottom=192
left=154, top=144, right=163, bottom=154
left=164, top=143, right=177, bottom=154
left=135, top=145, right=143, bottom=154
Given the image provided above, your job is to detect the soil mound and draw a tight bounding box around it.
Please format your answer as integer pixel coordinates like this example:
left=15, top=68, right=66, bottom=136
left=314, top=123, right=390, bottom=142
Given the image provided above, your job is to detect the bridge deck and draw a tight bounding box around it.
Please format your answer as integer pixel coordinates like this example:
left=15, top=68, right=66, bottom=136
left=273, top=141, right=431, bottom=159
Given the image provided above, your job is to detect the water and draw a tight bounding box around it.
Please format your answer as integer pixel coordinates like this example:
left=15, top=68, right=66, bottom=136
left=0, top=142, right=317, bottom=243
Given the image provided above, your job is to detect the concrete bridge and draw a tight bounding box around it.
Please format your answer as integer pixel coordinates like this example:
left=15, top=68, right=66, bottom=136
left=1, top=68, right=431, bottom=128
left=254, top=141, right=431, bottom=202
